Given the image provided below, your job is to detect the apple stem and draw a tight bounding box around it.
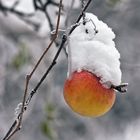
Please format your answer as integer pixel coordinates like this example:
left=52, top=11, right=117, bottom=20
left=111, top=83, right=128, bottom=93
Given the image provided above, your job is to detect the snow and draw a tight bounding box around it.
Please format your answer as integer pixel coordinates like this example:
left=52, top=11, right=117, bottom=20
left=67, top=13, right=122, bottom=88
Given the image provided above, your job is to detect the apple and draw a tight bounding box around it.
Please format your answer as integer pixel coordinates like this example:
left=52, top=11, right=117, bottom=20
left=64, top=70, right=116, bottom=117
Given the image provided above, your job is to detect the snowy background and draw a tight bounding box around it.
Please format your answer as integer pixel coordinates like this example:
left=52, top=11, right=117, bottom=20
left=0, top=0, right=140, bottom=140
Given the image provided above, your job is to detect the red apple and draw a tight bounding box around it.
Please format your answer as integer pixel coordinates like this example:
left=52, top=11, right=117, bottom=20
left=64, top=70, right=116, bottom=117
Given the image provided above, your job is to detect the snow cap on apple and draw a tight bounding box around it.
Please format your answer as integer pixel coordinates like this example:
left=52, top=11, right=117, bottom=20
left=67, top=12, right=121, bottom=88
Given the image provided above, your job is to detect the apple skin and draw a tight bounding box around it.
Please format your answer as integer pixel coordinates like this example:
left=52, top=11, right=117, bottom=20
left=64, top=70, right=116, bottom=117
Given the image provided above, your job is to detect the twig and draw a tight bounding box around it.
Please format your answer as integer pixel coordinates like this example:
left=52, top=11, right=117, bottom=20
left=81, top=0, right=86, bottom=24
left=33, top=0, right=60, bottom=29
left=1, top=0, right=63, bottom=140
left=44, top=0, right=60, bottom=8
left=33, top=0, right=55, bottom=31
left=33, top=0, right=61, bottom=46
left=29, top=34, right=67, bottom=97
left=69, top=0, right=92, bottom=35
left=0, top=0, right=39, bottom=30
left=0, top=1, right=34, bottom=17
left=33, top=0, right=59, bottom=10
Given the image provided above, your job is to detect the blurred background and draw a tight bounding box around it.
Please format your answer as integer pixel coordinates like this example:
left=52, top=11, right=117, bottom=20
left=0, top=0, right=140, bottom=140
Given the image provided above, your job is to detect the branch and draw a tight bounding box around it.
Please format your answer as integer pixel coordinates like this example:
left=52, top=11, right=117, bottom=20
left=1, top=0, right=63, bottom=140
left=1, top=0, right=92, bottom=139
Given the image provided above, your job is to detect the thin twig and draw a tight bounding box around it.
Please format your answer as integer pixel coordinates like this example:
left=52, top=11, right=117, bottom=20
left=81, top=0, right=86, bottom=24
left=69, top=0, right=92, bottom=35
left=29, top=0, right=62, bottom=79
left=30, top=34, right=67, bottom=97
left=44, top=8, right=54, bottom=31
left=0, top=1, right=34, bottom=17
left=0, top=0, right=39, bottom=29
left=33, top=0, right=62, bottom=47
left=1, top=0, right=63, bottom=140
left=33, top=0, right=54, bottom=31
